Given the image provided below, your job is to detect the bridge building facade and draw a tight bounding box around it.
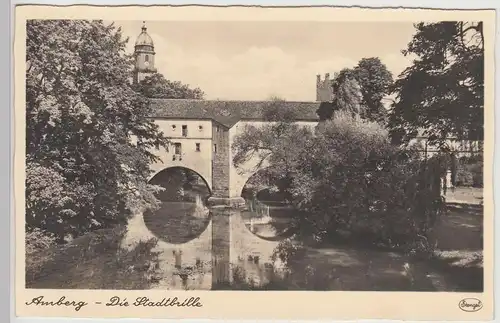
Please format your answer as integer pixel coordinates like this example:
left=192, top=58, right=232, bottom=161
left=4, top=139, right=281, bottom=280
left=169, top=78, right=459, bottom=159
left=148, top=98, right=321, bottom=204
left=142, top=99, right=321, bottom=288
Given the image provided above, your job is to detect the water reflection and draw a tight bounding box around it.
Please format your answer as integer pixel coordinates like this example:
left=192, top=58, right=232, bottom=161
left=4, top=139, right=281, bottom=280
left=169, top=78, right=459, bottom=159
left=143, top=167, right=211, bottom=244
left=241, top=187, right=295, bottom=240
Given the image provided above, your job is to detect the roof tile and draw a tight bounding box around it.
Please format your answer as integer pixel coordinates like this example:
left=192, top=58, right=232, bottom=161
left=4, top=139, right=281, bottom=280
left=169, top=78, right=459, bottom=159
left=149, top=99, right=322, bottom=128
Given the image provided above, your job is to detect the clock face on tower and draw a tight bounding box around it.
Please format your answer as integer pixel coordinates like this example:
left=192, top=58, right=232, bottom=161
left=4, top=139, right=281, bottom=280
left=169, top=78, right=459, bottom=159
left=144, top=61, right=149, bottom=67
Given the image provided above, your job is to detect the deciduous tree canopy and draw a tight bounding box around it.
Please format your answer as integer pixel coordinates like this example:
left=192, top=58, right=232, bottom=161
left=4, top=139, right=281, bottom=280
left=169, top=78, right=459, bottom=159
left=133, top=72, right=205, bottom=99
left=353, top=57, right=394, bottom=123
left=233, top=106, right=444, bottom=249
left=388, top=22, right=484, bottom=146
left=317, top=58, right=393, bottom=124
left=26, top=20, right=169, bottom=241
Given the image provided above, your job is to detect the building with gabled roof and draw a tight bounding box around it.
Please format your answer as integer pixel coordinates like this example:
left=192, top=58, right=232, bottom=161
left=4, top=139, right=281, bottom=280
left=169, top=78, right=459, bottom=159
left=149, top=98, right=321, bottom=127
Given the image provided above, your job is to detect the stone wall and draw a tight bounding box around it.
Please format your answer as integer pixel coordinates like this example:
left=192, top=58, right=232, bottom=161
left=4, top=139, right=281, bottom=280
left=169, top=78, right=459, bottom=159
left=211, top=122, right=231, bottom=198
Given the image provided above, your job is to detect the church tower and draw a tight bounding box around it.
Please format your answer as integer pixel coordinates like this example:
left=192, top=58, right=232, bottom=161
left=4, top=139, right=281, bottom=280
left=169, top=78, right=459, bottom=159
left=133, top=21, right=157, bottom=84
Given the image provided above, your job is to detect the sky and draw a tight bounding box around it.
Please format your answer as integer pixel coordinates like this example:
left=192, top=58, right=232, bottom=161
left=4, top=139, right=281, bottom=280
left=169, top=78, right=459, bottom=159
left=115, top=20, right=418, bottom=101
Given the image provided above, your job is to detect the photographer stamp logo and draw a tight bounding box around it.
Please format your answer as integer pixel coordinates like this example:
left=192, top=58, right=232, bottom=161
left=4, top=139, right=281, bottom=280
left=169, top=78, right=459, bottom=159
left=458, top=298, right=483, bottom=312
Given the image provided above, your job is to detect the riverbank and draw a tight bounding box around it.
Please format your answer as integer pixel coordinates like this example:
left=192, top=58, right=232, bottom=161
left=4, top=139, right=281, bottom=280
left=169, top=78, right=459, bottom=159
left=25, top=225, right=162, bottom=289
left=226, top=188, right=484, bottom=291
left=26, top=188, right=483, bottom=291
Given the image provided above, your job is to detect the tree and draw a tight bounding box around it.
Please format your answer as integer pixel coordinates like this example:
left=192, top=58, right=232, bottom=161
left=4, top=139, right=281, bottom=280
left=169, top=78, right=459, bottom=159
left=352, top=57, right=393, bottom=123
left=233, top=107, right=445, bottom=251
left=133, top=72, right=205, bottom=99
left=233, top=97, right=311, bottom=203
left=317, top=69, right=363, bottom=121
left=317, top=59, right=393, bottom=124
left=388, top=22, right=484, bottom=146
left=26, top=20, right=169, bottom=242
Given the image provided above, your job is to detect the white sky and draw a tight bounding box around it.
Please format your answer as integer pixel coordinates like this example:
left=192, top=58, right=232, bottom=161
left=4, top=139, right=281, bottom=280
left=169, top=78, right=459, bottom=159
left=115, top=20, right=417, bottom=101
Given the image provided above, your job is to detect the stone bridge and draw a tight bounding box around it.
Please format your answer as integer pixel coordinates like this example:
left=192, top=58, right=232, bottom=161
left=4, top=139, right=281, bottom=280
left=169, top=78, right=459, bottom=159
left=137, top=99, right=321, bottom=288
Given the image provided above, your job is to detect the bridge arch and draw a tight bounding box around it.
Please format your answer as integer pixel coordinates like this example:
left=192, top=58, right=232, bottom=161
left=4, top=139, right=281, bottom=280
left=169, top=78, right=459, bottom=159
left=238, top=168, right=296, bottom=241
left=149, top=166, right=212, bottom=195
left=231, top=159, right=271, bottom=198
left=149, top=149, right=212, bottom=191
left=239, top=167, right=272, bottom=198
left=144, top=166, right=212, bottom=244
left=149, top=165, right=212, bottom=193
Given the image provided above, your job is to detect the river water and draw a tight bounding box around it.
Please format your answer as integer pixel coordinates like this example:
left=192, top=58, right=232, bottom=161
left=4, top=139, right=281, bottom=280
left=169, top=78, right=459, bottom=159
left=125, top=179, right=295, bottom=290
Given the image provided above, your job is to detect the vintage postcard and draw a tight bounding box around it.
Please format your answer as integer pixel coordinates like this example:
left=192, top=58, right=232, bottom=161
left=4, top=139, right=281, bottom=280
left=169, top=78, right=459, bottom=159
left=14, top=4, right=494, bottom=321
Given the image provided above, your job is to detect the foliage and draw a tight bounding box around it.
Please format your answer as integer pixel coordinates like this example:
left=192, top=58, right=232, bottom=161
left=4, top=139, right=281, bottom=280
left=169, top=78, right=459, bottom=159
left=353, top=57, right=394, bottom=123
left=317, top=69, right=363, bottom=120
left=388, top=22, right=484, bottom=146
left=25, top=227, right=57, bottom=277
left=26, top=224, right=162, bottom=289
left=26, top=20, right=169, bottom=241
left=271, top=238, right=307, bottom=266
left=332, top=69, right=364, bottom=115
left=150, top=168, right=205, bottom=202
left=317, top=58, right=393, bottom=124
left=133, top=72, right=205, bottom=99
left=262, top=96, right=301, bottom=122
left=302, top=113, right=445, bottom=250
left=233, top=110, right=446, bottom=252
left=454, top=155, right=483, bottom=187
left=232, top=106, right=315, bottom=205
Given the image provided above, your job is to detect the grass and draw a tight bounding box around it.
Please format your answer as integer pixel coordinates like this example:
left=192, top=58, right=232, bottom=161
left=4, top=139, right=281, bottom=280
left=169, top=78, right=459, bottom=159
left=26, top=225, right=162, bottom=289
left=420, top=187, right=484, bottom=292
left=424, top=251, right=483, bottom=291
left=445, top=186, right=483, bottom=205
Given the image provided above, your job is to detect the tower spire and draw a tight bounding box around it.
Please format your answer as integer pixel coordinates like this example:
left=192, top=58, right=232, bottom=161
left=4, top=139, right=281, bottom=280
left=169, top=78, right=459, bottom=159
left=133, top=20, right=156, bottom=84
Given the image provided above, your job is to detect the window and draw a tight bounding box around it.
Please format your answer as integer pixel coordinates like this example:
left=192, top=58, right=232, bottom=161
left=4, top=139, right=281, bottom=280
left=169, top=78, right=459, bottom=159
left=216, top=125, right=220, bottom=132
left=172, top=125, right=176, bottom=129
left=213, top=144, right=217, bottom=153
left=182, top=125, right=188, bottom=137
left=174, top=143, right=182, bottom=155
left=145, top=54, right=149, bottom=62
left=195, top=143, right=200, bottom=152
left=199, top=125, right=203, bottom=130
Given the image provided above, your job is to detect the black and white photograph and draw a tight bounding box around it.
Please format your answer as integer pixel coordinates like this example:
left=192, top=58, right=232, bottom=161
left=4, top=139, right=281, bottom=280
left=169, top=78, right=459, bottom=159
left=15, top=4, right=494, bottom=320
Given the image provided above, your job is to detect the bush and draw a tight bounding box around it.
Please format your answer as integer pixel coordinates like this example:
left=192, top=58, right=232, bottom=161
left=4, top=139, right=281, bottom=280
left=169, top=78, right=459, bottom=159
left=25, top=227, right=57, bottom=280
left=26, top=224, right=161, bottom=289
left=454, top=156, right=483, bottom=188
left=470, top=162, right=483, bottom=187
left=292, top=113, right=445, bottom=252
left=234, top=111, right=445, bottom=255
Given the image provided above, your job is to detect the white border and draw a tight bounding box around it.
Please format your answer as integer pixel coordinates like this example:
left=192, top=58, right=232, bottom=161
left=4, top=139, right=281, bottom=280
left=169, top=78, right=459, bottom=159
left=7, top=1, right=499, bottom=323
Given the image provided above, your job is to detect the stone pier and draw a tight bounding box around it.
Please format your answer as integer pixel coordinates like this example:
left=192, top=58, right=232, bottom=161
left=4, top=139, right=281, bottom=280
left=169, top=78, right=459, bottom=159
left=208, top=196, right=245, bottom=288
